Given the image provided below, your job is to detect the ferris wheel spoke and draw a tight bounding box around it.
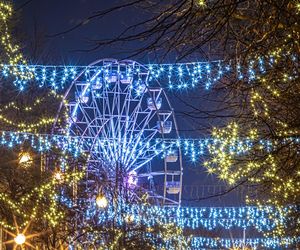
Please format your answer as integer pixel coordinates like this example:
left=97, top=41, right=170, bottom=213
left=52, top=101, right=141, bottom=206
left=92, top=141, right=111, bottom=165
left=89, top=120, right=116, bottom=164
left=98, top=90, right=118, bottom=160
left=124, top=129, right=158, bottom=171
left=119, top=87, right=137, bottom=161
left=129, top=139, right=168, bottom=171
left=123, top=110, right=158, bottom=167
left=99, top=125, right=119, bottom=163
left=120, top=99, right=144, bottom=163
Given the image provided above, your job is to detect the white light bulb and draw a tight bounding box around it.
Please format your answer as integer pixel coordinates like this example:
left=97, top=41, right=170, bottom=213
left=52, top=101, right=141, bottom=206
left=14, top=234, right=26, bottom=245
left=19, top=153, right=32, bottom=165
left=54, top=172, right=63, bottom=181
left=96, top=195, right=108, bottom=208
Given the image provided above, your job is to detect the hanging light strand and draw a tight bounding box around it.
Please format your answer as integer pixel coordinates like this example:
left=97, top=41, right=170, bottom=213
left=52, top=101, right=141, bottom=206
left=0, top=51, right=297, bottom=91
left=0, top=130, right=299, bottom=161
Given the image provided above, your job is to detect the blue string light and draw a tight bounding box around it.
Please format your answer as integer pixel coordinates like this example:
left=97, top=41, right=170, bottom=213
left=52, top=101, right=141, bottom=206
left=80, top=203, right=289, bottom=232
left=57, top=195, right=298, bottom=249
left=0, top=131, right=83, bottom=156
left=0, top=131, right=299, bottom=162
left=79, top=203, right=299, bottom=248
left=122, top=205, right=280, bottom=231
left=190, top=236, right=299, bottom=249
left=2, top=55, right=297, bottom=91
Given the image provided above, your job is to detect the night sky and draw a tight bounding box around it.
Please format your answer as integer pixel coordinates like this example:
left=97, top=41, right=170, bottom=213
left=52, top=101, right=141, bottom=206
left=15, top=0, right=244, bottom=207
left=17, top=0, right=148, bottom=64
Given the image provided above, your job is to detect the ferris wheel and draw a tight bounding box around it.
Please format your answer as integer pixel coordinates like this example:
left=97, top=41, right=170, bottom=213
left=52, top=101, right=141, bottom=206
left=56, top=59, right=183, bottom=206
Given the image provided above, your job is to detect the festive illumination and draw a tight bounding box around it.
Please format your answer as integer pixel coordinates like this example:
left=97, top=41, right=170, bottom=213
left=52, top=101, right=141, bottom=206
left=127, top=170, right=138, bottom=186
left=0, top=3, right=33, bottom=88
left=0, top=2, right=297, bottom=248
left=125, top=214, right=135, bottom=223
left=197, top=0, right=206, bottom=7
left=54, top=171, right=63, bottom=181
left=14, top=233, right=26, bottom=245
left=204, top=122, right=300, bottom=236
left=0, top=131, right=84, bottom=156
left=19, top=152, right=32, bottom=165
left=0, top=90, right=66, bottom=132
left=78, top=203, right=298, bottom=248
left=0, top=97, right=46, bottom=113
left=96, top=195, right=108, bottom=208
left=3, top=219, right=54, bottom=249
left=190, top=236, right=300, bottom=249
left=0, top=114, right=56, bottom=131
left=0, top=169, right=84, bottom=230
left=84, top=203, right=291, bottom=232
left=1, top=130, right=299, bottom=163
left=1, top=52, right=297, bottom=91
left=0, top=198, right=297, bottom=248
left=204, top=122, right=300, bottom=181
left=0, top=61, right=241, bottom=90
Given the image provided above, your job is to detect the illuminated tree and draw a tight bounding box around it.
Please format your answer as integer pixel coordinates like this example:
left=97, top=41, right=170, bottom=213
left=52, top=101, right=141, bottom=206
left=65, top=162, right=189, bottom=249
left=0, top=37, right=81, bottom=249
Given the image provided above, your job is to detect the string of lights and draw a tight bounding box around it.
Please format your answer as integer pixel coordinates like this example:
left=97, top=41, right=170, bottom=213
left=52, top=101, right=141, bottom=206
left=79, top=202, right=298, bottom=248
left=2, top=185, right=295, bottom=247
left=0, top=97, right=47, bottom=112
left=0, top=90, right=63, bottom=112
left=0, top=131, right=83, bottom=156
left=1, top=52, right=297, bottom=91
left=82, top=203, right=291, bottom=232
left=190, top=236, right=299, bottom=249
left=0, top=60, right=264, bottom=90
left=1, top=130, right=299, bottom=161
left=0, top=89, right=65, bottom=132
left=0, top=169, right=84, bottom=230
left=0, top=3, right=32, bottom=86
left=0, top=114, right=56, bottom=131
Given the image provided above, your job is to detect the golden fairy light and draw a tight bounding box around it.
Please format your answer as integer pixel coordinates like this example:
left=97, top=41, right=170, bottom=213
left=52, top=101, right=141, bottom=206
left=198, top=0, right=206, bottom=6
left=3, top=218, right=42, bottom=249
left=0, top=2, right=33, bottom=82
left=54, top=171, right=63, bottom=182
left=14, top=233, right=26, bottom=245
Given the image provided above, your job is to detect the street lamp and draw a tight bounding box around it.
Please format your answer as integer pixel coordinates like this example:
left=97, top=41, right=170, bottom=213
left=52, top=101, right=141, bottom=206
left=96, top=195, right=108, bottom=208
left=19, top=152, right=32, bottom=165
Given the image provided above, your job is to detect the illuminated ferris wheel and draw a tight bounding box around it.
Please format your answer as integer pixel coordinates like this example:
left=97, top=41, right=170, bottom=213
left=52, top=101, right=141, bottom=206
left=57, top=59, right=183, bottom=206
